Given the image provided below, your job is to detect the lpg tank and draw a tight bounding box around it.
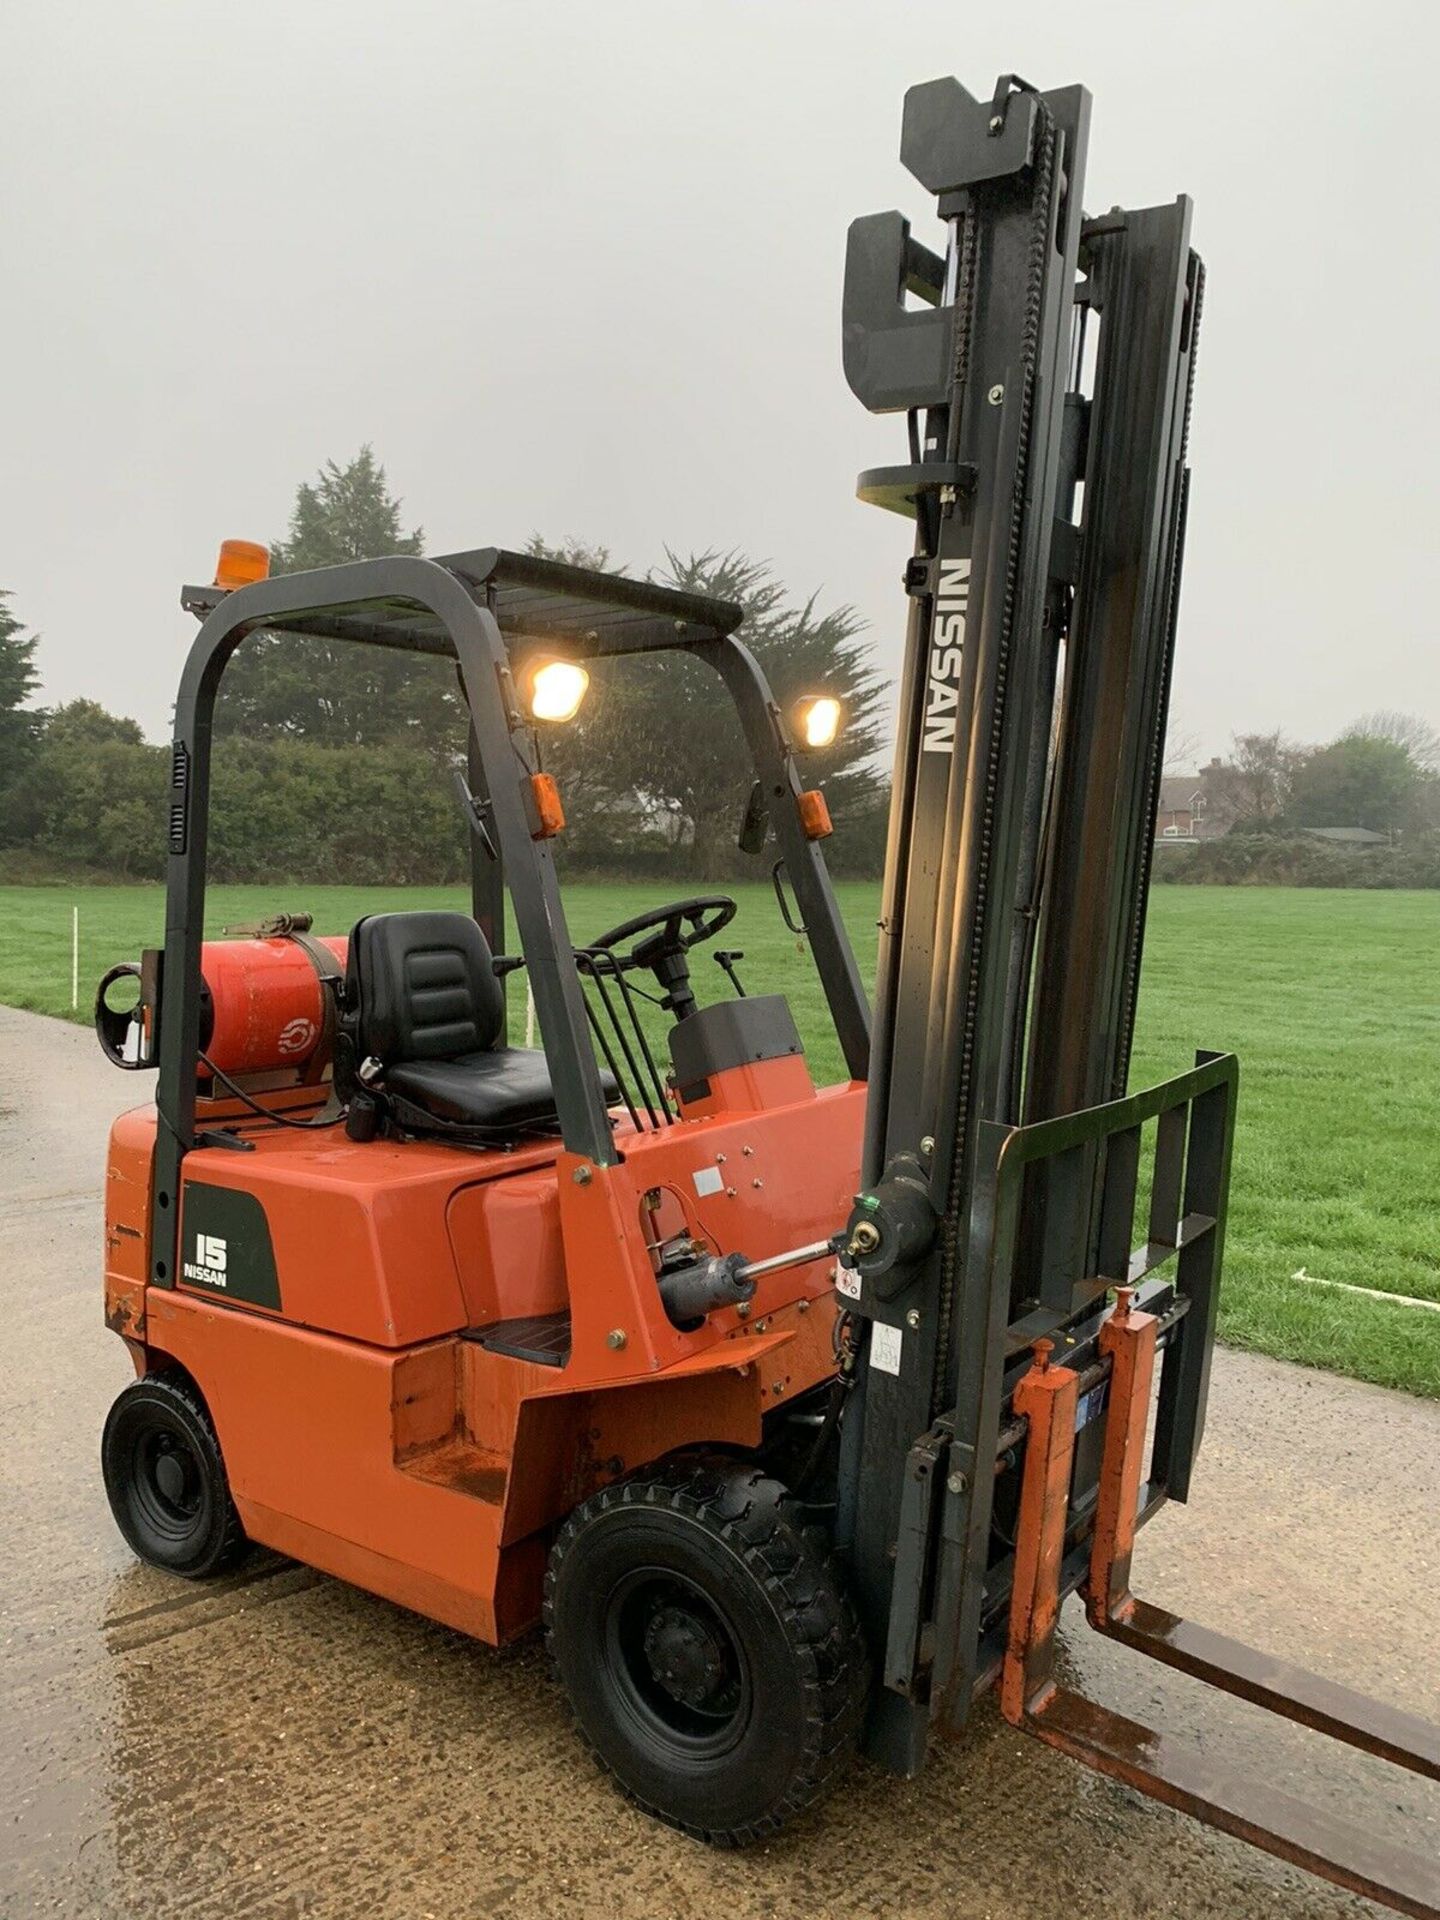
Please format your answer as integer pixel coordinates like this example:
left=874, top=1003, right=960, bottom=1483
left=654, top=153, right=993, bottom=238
left=96, top=933, right=348, bottom=1079
left=199, top=934, right=347, bottom=1077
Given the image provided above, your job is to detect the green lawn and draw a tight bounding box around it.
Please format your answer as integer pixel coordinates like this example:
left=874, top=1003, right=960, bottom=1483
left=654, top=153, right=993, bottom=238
left=2, top=881, right=1436, bottom=1399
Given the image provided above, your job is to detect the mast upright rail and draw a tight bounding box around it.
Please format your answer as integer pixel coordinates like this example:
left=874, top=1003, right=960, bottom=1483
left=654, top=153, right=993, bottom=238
left=837, top=72, right=1438, bottom=1915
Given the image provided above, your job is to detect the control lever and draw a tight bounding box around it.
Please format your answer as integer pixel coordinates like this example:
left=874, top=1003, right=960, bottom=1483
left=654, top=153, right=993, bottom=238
left=714, top=949, right=747, bottom=996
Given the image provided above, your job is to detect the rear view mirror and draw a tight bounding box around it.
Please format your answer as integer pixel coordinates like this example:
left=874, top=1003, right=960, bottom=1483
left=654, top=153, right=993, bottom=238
left=737, top=780, right=767, bottom=856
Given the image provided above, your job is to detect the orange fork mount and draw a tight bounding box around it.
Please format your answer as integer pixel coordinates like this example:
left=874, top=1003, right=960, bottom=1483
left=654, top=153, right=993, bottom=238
left=1001, top=1291, right=1440, bottom=1919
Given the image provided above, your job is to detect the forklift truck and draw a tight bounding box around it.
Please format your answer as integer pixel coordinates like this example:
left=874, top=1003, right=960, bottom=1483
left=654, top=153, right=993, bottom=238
left=96, top=73, right=1438, bottom=1912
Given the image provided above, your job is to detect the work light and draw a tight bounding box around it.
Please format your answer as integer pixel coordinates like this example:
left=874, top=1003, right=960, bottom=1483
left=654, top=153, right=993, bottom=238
left=523, top=657, right=590, bottom=724
left=793, top=694, right=842, bottom=750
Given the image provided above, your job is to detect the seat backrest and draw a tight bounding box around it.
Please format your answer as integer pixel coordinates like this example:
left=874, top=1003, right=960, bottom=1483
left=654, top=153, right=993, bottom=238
left=349, top=911, right=505, bottom=1063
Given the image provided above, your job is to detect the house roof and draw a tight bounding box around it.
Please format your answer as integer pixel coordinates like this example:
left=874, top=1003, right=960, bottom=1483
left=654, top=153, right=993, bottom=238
left=1302, top=826, right=1389, bottom=844
left=1157, top=774, right=1204, bottom=811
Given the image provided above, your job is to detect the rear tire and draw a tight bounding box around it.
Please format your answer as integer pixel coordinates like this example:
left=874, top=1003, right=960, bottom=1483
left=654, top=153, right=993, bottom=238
left=102, top=1371, right=247, bottom=1578
left=545, top=1453, right=869, bottom=1844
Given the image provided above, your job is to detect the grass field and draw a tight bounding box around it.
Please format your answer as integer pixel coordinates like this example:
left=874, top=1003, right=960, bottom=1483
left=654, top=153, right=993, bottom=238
left=2, top=880, right=1436, bottom=1399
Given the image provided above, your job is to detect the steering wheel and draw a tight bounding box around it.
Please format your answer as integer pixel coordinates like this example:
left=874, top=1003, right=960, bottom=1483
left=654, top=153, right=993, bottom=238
left=584, top=894, right=738, bottom=1020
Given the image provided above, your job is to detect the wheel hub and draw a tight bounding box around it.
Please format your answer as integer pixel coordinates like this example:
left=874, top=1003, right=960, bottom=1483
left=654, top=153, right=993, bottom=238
left=145, top=1431, right=198, bottom=1517
left=643, top=1603, right=729, bottom=1709
left=154, top=1448, right=187, bottom=1505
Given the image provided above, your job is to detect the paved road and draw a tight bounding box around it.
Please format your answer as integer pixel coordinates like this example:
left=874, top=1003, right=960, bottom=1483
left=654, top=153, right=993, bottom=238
left=1, top=1003, right=1435, bottom=1920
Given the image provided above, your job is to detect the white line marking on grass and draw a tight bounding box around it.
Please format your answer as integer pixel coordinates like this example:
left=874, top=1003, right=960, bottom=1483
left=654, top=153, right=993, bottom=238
left=1291, top=1268, right=1440, bottom=1313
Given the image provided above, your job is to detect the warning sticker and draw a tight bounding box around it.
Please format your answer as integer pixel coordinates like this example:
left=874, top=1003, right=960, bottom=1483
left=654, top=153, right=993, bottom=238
left=869, top=1321, right=904, bottom=1376
left=692, top=1165, right=724, bottom=1198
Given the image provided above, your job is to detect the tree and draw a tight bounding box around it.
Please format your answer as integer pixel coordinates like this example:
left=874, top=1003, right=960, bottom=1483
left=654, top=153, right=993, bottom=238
left=206, top=738, right=466, bottom=885
left=1340, top=712, right=1440, bottom=832
left=1201, top=730, right=1302, bottom=831
left=527, top=535, right=616, bottom=575
left=45, top=698, right=146, bottom=748
left=32, top=735, right=167, bottom=879
left=1162, top=717, right=1201, bottom=777
left=1343, top=710, right=1440, bottom=773
left=525, top=544, right=887, bottom=876
left=218, top=448, right=461, bottom=753
left=519, top=537, right=648, bottom=843
left=655, top=549, right=886, bottom=871
left=0, top=591, right=44, bottom=844
left=1291, top=734, right=1417, bottom=834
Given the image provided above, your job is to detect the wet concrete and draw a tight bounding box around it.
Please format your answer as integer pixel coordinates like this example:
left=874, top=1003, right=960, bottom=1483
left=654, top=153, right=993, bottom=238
left=1, top=1001, right=1435, bottom=1920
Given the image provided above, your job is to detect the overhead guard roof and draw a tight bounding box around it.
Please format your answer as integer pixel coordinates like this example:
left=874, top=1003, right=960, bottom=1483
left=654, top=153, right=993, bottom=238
left=181, top=545, right=744, bottom=655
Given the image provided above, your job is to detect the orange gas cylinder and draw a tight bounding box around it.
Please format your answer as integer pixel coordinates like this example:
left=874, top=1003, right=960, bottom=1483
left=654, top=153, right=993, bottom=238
left=199, top=935, right=347, bottom=1078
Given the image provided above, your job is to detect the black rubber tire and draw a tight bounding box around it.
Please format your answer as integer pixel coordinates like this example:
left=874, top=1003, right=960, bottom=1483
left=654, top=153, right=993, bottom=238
left=544, top=1453, right=869, bottom=1844
left=101, top=1371, right=248, bottom=1578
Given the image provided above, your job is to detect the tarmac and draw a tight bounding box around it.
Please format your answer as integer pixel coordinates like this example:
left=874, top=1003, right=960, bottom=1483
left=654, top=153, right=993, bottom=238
left=1, top=1001, right=1435, bottom=1920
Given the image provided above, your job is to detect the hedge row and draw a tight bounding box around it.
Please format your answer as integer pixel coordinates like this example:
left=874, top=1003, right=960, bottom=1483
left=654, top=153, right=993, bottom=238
left=4, top=735, right=888, bottom=884
left=1153, top=832, right=1440, bottom=888
left=14, top=731, right=1437, bottom=890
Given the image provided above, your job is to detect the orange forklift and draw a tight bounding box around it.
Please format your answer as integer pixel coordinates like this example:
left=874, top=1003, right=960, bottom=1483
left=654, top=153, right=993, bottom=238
left=96, top=72, right=1437, bottom=1911
left=97, top=543, right=874, bottom=1836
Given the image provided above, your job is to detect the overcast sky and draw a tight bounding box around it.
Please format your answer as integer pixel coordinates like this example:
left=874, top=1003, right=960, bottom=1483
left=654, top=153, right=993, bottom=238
left=5, top=0, right=1437, bottom=764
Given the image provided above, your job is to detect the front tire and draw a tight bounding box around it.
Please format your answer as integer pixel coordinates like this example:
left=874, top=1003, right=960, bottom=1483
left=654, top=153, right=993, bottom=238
left=545, top=1454, right=869, bottom=1844
left=102, top=1371, right=247, bottom=1578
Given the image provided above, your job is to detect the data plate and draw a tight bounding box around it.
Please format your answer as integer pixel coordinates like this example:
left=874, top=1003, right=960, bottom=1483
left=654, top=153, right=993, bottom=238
left=870, top=1321, right=904, bottom=1375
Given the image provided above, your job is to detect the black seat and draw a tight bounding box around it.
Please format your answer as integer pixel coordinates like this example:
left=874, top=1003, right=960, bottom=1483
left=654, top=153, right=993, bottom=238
left=346, top=911, right=614, bottom=1137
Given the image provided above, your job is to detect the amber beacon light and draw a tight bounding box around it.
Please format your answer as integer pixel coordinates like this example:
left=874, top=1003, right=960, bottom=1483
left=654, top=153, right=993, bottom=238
left=213, top=540, right=271, bottom=591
